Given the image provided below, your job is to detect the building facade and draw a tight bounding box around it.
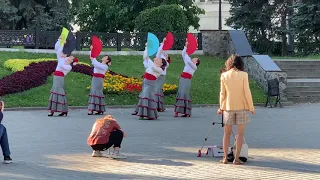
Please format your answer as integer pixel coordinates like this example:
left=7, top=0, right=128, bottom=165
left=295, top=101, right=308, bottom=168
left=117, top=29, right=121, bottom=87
left=190, top=0, right=232, bottom=32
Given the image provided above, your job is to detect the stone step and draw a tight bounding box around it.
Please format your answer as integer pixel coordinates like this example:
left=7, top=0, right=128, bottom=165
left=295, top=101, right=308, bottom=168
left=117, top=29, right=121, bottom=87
left=287, top=97, right=320, bottom=103
left=286, top=91, right=320, bottom=97
left=287, top=76, right=320, bottom=79
left=287, top=79, right=320, bottom=86
left=277, top=64, right=320, bottom=69
left=285, top=86, right=320, bottom=92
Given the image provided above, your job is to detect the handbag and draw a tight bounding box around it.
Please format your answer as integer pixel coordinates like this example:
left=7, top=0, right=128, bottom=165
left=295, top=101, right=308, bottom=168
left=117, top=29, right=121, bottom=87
left=227, top=137, right=248, bottom=162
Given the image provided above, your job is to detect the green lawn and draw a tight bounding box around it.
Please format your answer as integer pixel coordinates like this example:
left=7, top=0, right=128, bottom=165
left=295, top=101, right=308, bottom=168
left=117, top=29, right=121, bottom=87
left=0, top=51, right=266, bottom=107
left=272, top=55, right=320, bottom=59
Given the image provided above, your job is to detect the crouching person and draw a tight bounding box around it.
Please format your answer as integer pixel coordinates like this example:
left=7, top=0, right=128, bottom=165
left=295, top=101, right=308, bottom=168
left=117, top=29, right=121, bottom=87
left=87, top=115, right=127, bottom=159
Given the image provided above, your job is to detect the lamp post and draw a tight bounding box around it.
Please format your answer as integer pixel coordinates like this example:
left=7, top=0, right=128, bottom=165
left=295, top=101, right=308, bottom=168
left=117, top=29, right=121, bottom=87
left=218, top=0, right=222, bottom=30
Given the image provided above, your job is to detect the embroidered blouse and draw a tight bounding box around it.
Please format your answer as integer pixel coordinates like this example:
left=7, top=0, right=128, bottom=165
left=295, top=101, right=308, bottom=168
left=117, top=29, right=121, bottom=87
left=181, top=46, right=197, bottom=76
left=156, top=43, right=169, bottom=76
left=92, top=58, right=109, bottom=74
left=143, top=47, right=163, bottom=78
left=54, top=40, right=72, bottom=76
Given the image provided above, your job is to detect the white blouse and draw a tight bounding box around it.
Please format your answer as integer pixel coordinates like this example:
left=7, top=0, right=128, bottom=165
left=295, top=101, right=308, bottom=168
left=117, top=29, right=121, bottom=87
left=54, top=40, right=72, bottom=76
left=156, top=43, right=169, bottom=76
left=92, top=58, right=109, bottom=74
left=143, top=47, right=163, bottom=78
left=181, top=46, right=197, bottom=76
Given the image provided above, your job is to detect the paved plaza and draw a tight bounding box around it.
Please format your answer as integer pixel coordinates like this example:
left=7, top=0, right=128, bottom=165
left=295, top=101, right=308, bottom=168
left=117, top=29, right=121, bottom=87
left=0, top=104, right=319, bottom=180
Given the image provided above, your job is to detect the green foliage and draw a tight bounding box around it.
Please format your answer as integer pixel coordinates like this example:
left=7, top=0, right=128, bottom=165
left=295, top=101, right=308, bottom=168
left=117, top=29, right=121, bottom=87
left=134, top=5, right=188, bottom=33
left=75, top=0, right=127, bottom=32
left=75, top=0, right=204, bottom=32
left=226, top=0, right=277, bottom=55
left=0, top=0, right=73, bottom=30
left=292, top=1, right=320, bottom=56
left=0, top=0, right=20, bottom=30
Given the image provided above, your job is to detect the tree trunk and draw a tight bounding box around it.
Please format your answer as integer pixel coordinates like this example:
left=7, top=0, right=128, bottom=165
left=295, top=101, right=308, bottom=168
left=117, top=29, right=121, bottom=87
left=281, top=9, right=287, bottom=56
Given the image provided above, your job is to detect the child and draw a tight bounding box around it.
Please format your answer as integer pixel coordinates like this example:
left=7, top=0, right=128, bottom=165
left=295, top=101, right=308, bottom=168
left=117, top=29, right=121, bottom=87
left=87, top=115, right=127, bottom=159
left=0, top=101, right=13, bottom=164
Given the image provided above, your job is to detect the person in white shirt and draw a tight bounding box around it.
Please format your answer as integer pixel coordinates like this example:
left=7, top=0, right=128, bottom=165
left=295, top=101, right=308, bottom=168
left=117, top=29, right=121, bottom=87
left=88, top=46, right=111, bottom=115
left=48, top=37, right=78, bottom=117
left=155, top=38, right=171, bottom=112
left=132, top=43, right=167, bottom=120
left=174, top=40, right=200, bottom=117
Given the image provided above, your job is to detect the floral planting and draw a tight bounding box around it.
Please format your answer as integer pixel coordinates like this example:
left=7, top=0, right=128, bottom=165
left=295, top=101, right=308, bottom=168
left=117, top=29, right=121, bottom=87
left=87, top=73, right=178, bottom=95
left=4, top=59, right=90, bottom=72
left=1, top=59, right=178, bottom=97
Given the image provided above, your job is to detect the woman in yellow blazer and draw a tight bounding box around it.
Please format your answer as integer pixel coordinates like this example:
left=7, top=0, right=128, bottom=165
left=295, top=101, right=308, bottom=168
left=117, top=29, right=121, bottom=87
left=217, top=54, right=256, bottom=165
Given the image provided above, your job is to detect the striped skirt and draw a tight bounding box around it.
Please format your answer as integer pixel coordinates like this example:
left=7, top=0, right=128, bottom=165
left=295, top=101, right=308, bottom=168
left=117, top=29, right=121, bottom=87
left=174, top=77, right=192, bottom=116
left=155, top=75, right=165, bottom=111
left=133, top=79, right=158, bottom=119
left=88, top=77, right=106, bottom=112
left=48, top=76, right=68, bottom=113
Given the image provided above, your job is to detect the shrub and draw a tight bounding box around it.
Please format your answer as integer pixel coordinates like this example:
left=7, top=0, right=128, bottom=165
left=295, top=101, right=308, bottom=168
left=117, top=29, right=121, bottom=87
left=134, top=4, right=189, bottom=33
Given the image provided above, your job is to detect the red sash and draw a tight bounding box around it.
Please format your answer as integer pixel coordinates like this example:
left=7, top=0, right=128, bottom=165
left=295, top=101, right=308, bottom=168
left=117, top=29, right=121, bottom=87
left=181, top=72, right=192, bottom=79
left=144, top=73, right=157, bottom=80
left=93, top=73, right=104, bottom=78
left=53, top=71, right=64, bottom=77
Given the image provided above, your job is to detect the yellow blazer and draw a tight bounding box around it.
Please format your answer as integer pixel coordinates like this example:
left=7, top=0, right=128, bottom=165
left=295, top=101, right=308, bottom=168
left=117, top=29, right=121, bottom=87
left=219, top=69, right=255, bottom=111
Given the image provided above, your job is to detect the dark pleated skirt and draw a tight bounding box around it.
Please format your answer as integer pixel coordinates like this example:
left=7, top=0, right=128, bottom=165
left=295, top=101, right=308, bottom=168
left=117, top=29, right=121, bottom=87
left=133, top=78, right=158, bottom=119
left=174, top=77, right=192, bottom=115
left=155, top=75, right=165, bottom=111
left=48, top=76, right=68, bottom=113
left=88, top=77, right=106, bottom=112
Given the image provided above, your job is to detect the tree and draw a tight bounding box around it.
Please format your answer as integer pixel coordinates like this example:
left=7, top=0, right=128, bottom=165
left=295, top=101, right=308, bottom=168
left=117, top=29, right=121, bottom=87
left=74, top=0, right=127, bottom=32
left=292, top=0, right=320, bottom=55
left=8, top=0, right=72, bottom=30
left=226, top=0, right=298, bottom=56
left=226, top=0, right=276, bottom=54
left=75, top=0, right=204, bottom=32
left=135, top=5, right=188, bottom=33
left=0, top=0, right=20, bottom=30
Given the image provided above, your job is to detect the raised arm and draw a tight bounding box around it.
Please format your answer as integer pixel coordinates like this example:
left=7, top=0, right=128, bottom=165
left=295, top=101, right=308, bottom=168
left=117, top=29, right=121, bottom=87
left=244, top=73, right=255, bottom=112
left=181, top=46, right=187, bottom=60
left=55, top=39, right=63, bottom=58
left=156, top=42, right=164, bottom=58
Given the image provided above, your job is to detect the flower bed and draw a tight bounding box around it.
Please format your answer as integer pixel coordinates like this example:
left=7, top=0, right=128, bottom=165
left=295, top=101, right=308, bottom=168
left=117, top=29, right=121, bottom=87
left=88, top=72, right=178, bottom=95
left=4, top=59, right=91, bottom=72
left=1, top=59, right=178, bottom=96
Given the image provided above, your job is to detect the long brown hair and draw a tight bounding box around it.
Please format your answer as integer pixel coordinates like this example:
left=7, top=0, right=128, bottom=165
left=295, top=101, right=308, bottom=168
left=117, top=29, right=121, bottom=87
left=225, top=54, right=244, bottom=71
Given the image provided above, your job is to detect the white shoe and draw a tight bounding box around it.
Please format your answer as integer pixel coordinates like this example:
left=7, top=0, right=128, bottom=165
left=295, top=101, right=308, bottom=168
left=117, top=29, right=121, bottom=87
left=92, top=150, right=103, bottom=157
left=111, top=153, right=127, bottom=159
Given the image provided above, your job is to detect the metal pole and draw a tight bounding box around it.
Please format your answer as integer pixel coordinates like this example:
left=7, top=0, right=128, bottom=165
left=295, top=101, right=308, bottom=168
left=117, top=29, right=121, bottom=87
left=219, top=0, right=222, bottom=30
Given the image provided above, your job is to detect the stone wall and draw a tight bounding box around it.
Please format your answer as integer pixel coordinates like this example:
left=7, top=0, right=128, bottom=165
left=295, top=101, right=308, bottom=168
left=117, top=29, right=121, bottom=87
left=200, top=30, right=235, bottom=58
left=243, top=56, right=287, bottom=101
left=201, top=30, right=287, bottom=101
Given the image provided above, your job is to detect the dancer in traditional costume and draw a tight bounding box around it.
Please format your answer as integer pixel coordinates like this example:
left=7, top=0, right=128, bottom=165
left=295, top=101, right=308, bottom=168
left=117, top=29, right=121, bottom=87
left=132, top=43, right=167, bottom=120
left=88, top=49, right=111, bottom=115
left=48, top=37, right=78, bottom=116
left=174, top=40, right=200, bottom=117
left=154, top=38, right=171, bottom=112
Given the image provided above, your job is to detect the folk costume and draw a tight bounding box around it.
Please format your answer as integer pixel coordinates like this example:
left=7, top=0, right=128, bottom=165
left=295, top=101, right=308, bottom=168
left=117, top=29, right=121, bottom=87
left=154, top=43, right=169, bottom=112
left=174, top=46, right=197, bottom=117
left=88, top=58, right=109, bottom=115
left=48, top=39, right=77, bottom=116
left=133, top=46, right=164, bottom=120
